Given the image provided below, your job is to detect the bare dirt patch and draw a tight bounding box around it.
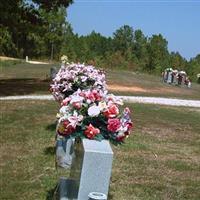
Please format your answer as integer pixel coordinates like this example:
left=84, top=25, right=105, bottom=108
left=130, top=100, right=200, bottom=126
left=108, top=84, right=147, bottom=92
left=108, top=84, right=193, bottom=95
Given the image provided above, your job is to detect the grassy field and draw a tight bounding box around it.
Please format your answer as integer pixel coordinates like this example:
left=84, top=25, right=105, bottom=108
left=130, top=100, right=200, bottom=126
left=0, top=100, right=200, bottom=199
left=1, top=60, right=200, bottom=99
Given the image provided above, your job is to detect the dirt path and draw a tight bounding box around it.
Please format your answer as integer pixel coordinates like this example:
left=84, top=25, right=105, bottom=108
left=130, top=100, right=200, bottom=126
left=0, top=56, right=50, bottom=64
left=0, top=95, right=200, bottom=108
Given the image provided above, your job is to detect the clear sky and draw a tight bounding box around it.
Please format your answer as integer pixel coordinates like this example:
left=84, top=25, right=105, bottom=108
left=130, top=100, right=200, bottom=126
left=67, top=0, right=200, bottom=60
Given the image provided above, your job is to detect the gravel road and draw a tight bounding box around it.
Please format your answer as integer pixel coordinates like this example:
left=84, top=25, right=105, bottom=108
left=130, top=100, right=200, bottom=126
left=1, top=95, right=200, bottom=108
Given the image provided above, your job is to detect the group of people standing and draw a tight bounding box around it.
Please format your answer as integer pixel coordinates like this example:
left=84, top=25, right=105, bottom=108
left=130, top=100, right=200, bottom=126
left=162, top=68, right=191, bottom=88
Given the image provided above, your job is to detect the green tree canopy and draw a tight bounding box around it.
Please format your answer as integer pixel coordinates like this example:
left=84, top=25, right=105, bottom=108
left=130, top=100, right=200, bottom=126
left=0, top=0, right=73, bottom=57
left=147, top=34, right=169, bottom=72
left=113, top=25, right=134, bottom=55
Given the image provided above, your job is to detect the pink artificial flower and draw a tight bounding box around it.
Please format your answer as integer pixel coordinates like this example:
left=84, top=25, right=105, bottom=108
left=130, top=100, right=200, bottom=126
left=124, top=107, right=131, bottom=114
left=72, top=102, right=82, bottom=109
left=92, top=90, right=102, bottom=101
left=103, top=104, right=119, bottom=118
left=61, top=97, right=71, bottom=106
left=107, top=118, right=121, bottom=132
left=86, top=92, right=96, bottom=102
left=84, top=124, right=100, bottom=139
left=68, top=114, right=83, bottom=127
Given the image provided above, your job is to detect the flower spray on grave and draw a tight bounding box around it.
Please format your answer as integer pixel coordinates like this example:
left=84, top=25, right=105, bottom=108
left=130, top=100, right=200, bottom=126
left=50, top=56, right=107, bottom=102
left=51, top=56, right=133, bottom=169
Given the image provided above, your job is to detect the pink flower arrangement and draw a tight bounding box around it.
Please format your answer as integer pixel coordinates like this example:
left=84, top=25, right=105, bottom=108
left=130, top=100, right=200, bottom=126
left=50, top=63, right=107, bottom=102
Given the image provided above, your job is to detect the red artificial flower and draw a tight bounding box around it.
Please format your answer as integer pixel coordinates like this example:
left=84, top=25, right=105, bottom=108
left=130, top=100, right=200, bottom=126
left=116, top=135, right=126, bottom=142
left=57, top=120, right=75, bottom=136
left=125, top=122, right=133, bottom=130
left=103, top=104, right=119, bottom=118
left=84, top=124, right=100, bottom=139
left=124, top=131, right=130, bottom=136
left=72, top=102, right=82, bottom=109
left=107, top=118, right=121, bottom=132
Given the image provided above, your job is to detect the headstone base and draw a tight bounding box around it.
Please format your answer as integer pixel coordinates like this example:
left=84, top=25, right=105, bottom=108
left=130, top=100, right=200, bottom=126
left=54, top=177, right=77, bottom=200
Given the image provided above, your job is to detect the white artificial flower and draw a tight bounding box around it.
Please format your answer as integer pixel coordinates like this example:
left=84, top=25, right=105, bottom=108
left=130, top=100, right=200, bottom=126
left=88, top=105, right=100, bottom=117
left=86, top=99, right=92, bottom=104
left=117, top=126, right=128, bottom=135
left=107, top=94, right=124, bottom=105
left=98, top=101, right=107, bottom=111
left=58, top=115, right=70, bottom=123
left=70, top=95, right=84, bottom=103
left=59, top=106, right=70, bottom=115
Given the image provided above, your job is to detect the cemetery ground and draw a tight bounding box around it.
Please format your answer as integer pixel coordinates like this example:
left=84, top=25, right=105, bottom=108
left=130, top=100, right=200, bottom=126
left=0, top=100, right=200, bottom=200
left=1, top=60, right=200, bottom=100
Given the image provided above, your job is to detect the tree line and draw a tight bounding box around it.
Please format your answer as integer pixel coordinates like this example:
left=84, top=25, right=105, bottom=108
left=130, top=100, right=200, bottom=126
left=0, top=0, right=199, bottom=81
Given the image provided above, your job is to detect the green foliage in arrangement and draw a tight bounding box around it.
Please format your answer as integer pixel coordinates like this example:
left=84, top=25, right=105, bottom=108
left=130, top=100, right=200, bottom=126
left=0, top=0, right=199, bottom=81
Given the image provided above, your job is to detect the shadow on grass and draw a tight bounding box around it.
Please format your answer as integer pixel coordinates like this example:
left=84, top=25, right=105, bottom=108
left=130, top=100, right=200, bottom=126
left=0, top=78, right=51, bottom=96
left=44, top=146, right=56, bottom=155
left=46, top=184, right=58, bottom=200
left=46, top=181, right=113, bottom=200
left=46, top=122, right=57, bottom=131
left=108, top=193, right=114, bottom=199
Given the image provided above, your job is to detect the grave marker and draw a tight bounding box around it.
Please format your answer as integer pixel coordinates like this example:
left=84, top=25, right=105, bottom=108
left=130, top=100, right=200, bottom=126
left=56, top=139, right=113, bottom=200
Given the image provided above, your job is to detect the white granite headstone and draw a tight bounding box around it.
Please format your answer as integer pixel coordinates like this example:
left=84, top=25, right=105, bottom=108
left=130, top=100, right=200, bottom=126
left=57, top=138, right=113, bottom=200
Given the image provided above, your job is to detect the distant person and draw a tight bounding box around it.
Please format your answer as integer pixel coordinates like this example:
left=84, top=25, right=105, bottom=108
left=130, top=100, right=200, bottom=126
left=173, top=71, right=178, bottom=85
left=178, top=73, right=182, bottom=85
left=185, top=76, right=192, bottom=88
left=182, top=74, right=186, bottom=85
left=188, top=81, right=191, bottom=88
left=164, top=70, right=168, bottom=82
left=171, top=72, right=174, bottom=84
left=166, top=70, right=169, bottom=82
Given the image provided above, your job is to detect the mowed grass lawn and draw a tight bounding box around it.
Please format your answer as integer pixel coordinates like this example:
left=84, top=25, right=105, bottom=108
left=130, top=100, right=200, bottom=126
left=0, top=100, right=200, bottom=200
left=1, top=60, right=200, bottom=99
